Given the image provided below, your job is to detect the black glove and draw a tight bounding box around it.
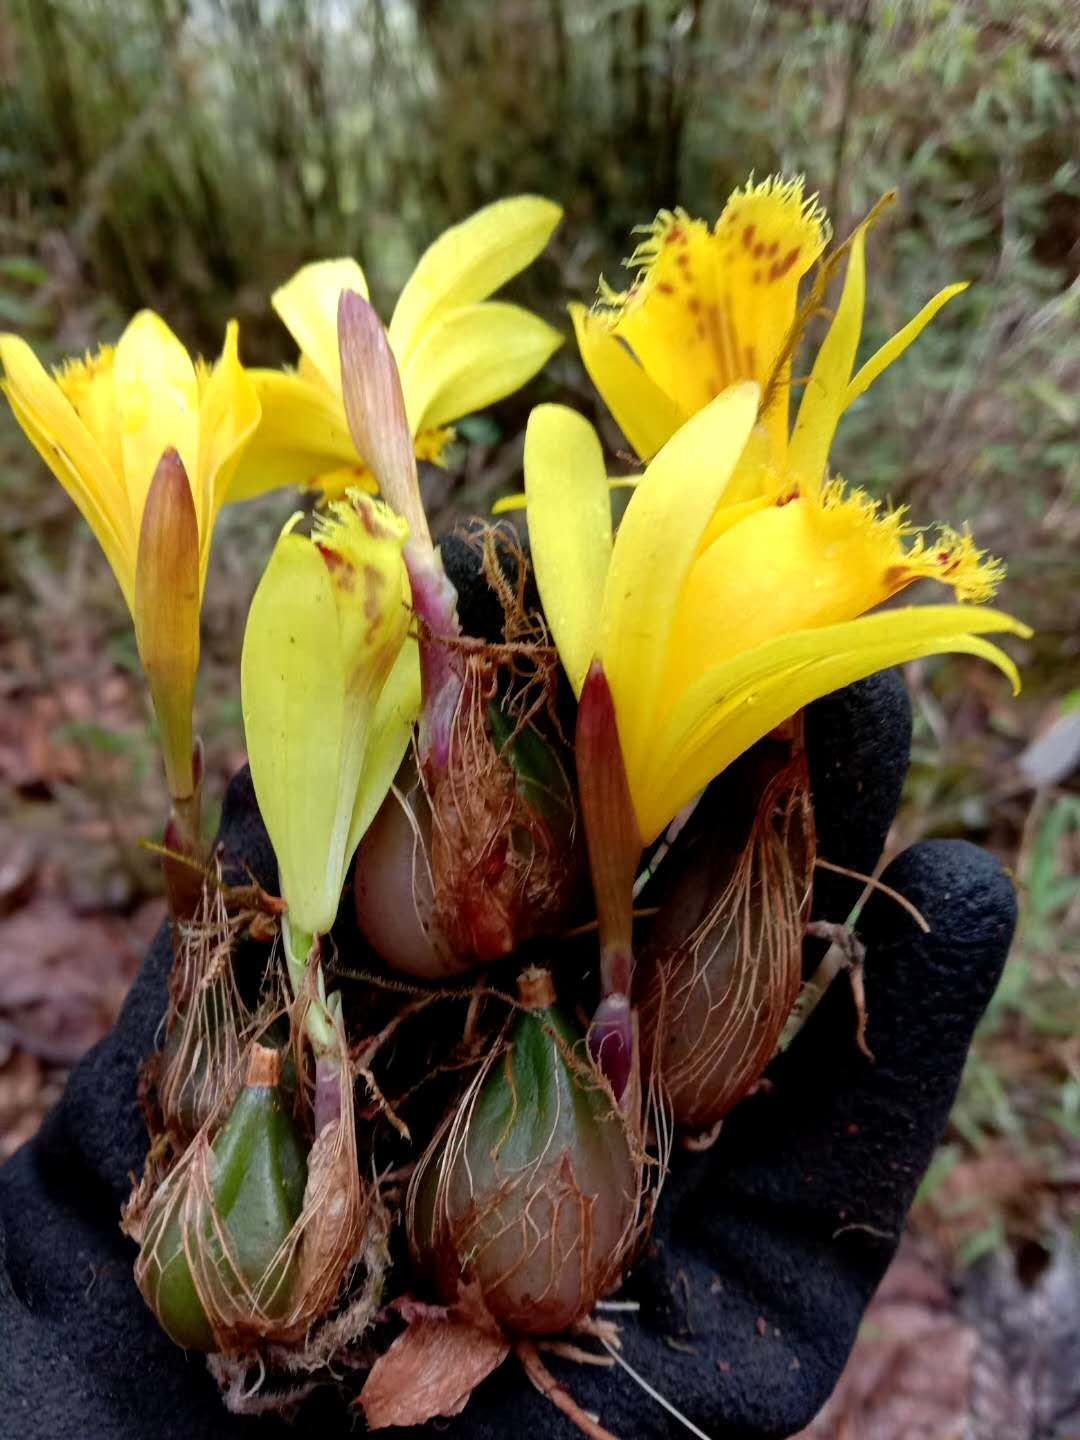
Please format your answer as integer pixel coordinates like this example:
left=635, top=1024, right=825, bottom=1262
left=0, top=538, right=1018, bottom=1440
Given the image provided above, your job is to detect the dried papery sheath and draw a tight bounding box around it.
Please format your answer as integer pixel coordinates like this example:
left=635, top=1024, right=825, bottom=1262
left=357, top=685, right=579, bottom=978
left=278, top=1003, right=371, bottom=1339
left=157, top=877, right=252, bottom=1142
left=639, top=744, right=815, bottom=1134
left=359, top=1290, right=510, bottom=1430
left=428, top=660, right=578, bottom=968
left=408, top=969, right=640, bottom=1335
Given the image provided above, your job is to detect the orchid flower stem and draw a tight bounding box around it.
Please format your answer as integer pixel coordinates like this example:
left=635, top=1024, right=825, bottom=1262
left=405, top=540, right=465, bottom=774
left=282, top=921, right=344, bottom=1133
left=169, top=784, right=201, bottom=859
left=161, top=744, right=205, bottom=920
left=600, top=943, right=633, bottom=1000
left=282, top=919, right=336, bottom=1055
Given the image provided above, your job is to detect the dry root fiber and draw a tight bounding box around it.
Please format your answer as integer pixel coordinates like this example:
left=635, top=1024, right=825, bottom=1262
left=156, top=877, right=254, bottom=1143
left=641, top=752, right=815, bottom=1135
left=427, top=652, right=578, bottom=967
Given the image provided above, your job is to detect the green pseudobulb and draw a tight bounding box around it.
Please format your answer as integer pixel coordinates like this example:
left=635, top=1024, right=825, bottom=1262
left=414, top=985, right=637, bottom=1334
left=140, top=1062, right=307, bottom=1350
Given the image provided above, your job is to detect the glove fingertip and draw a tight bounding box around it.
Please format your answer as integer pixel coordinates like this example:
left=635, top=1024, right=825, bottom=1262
left=862, top=837, right=1018, bottom=1016
left=807, top=669, right=912, bottom=924
left=216, top=764, right=276, bottom=890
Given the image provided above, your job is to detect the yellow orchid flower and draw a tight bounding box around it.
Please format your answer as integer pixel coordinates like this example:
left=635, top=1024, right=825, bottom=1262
left=240, top=490, right=420, bottom=1039
left=523, top=387, right=1030, bottom=847
left=230, top=197, right=564, bottom=503
left=0, top=314, right=260, bottom=818
left=571, top=177, right=967, bottom=484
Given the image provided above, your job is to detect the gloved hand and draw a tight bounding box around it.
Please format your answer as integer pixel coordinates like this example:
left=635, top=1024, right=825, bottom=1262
left=0, top=535, right=1018, bottom=1440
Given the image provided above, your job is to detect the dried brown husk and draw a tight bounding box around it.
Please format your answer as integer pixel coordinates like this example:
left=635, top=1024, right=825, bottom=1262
left=407, top=980, right=645, bottom=1338
left=427, top=652, right=578, bottom=967
left=157, top=877, right=253, bottom=1142
left=640, top=750, right=815, bottom=1135
left=429, top=528, right=579, bottom=966
left=206, top=1195, right=393, bottom=1415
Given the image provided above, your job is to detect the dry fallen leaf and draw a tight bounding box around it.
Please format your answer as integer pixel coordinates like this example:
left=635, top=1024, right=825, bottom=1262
left=0, top=891, right=159, bottom=1065
left=359, top=1314, right=510, bottom=1429
left=794, top=1241, right=976, bottom=1440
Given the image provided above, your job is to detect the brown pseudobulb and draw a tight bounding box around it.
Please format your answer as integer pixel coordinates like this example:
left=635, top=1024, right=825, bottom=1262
left=639, top=736, right=815, bottom=1136
left=355, top=685, right=581, bottom=979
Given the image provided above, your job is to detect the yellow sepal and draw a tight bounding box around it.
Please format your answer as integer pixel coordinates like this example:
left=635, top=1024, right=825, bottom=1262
left=523, top=405, right=612, bottom=697
left=788, top=225, right=867, bottom=494
left=569, top=302, right=683, bottom=460
left=600, top=382, right=760, bottom=784
left=271, top=257, right=370, bottom=396
left=195, top=320, right=260, bottom=577
left=400, top=301, right=562, bottom=434
left=389, top=195, right=562, bottom=366
left=114, top=311, right=201, bottom=539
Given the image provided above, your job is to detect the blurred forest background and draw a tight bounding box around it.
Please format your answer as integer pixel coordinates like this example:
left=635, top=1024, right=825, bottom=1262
left=0, top=0, right=1078, bottom=1431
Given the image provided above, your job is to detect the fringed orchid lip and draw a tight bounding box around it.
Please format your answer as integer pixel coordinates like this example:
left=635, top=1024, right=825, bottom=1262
left=526, top=383, right=1029, bottom=845
left=573, top=175, right=968, bottom=482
